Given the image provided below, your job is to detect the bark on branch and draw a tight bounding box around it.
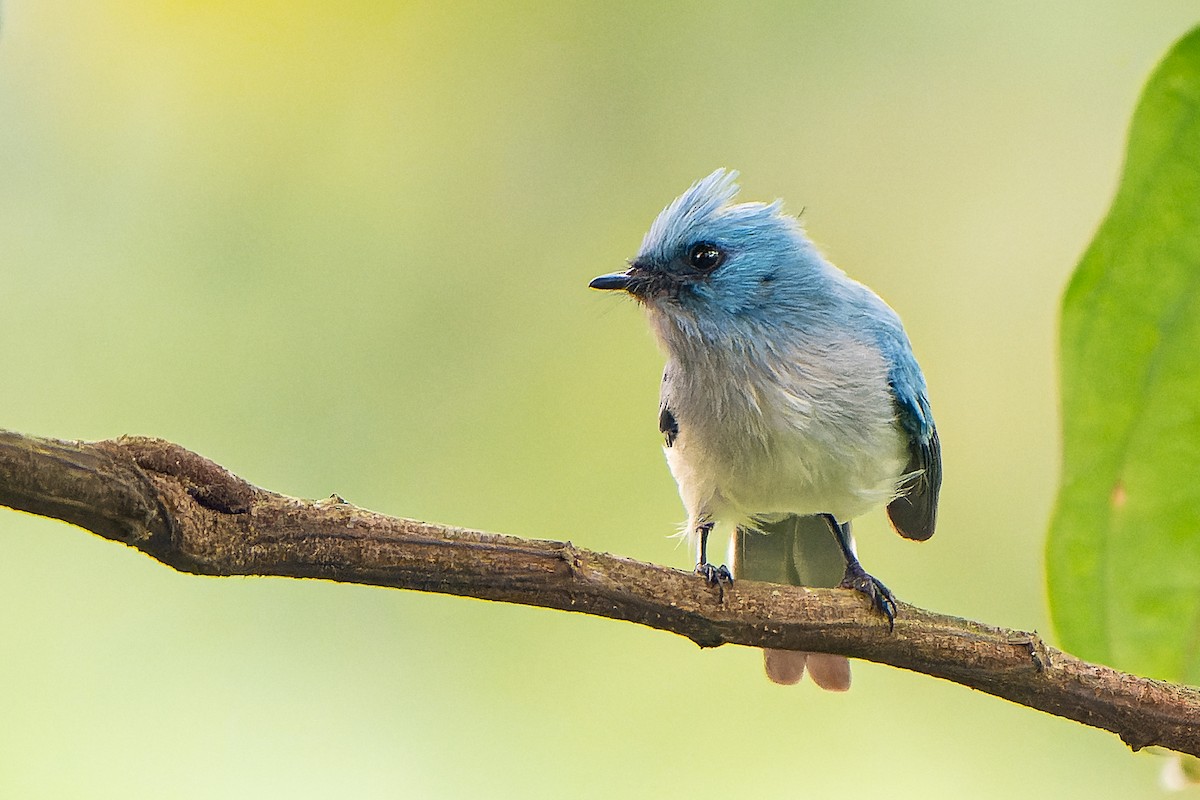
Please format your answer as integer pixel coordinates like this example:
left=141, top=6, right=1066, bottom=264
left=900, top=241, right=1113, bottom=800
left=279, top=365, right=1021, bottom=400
left=1, top=428, right=1197, bottom=755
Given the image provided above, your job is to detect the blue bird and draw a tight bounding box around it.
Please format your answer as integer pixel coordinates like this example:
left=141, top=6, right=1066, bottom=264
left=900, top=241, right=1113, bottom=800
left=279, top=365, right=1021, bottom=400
left=590, top=170, right=940, bottom=689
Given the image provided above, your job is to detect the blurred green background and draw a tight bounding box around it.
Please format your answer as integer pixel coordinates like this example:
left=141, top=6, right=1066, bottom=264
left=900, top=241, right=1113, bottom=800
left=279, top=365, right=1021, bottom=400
left=2, top=3, right=1197, bottom=797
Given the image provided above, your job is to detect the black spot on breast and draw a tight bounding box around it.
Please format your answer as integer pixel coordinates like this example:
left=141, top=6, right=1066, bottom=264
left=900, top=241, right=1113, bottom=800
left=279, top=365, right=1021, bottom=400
left=659, top=405, right=679, bottom=447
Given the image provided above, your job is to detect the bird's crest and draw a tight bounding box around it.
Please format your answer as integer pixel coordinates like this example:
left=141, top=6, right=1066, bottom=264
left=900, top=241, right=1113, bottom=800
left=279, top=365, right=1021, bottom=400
left=638, top=169, right=788, bottom=263
left=642, top=169, right=740, bottom=253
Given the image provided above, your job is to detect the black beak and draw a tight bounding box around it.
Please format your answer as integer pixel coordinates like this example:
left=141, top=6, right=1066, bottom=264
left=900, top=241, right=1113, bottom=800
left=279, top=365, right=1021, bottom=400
left=589, top=271, right=635, bottom=291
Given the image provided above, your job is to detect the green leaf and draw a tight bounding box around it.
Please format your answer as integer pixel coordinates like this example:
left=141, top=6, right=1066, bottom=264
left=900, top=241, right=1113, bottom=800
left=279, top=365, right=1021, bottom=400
left=1048, top=26, right=1200, bottom=683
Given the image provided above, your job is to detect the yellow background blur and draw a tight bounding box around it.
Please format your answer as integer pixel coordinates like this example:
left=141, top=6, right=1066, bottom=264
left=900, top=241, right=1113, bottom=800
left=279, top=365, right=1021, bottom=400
left=2, top=3, right=1197, bottom=797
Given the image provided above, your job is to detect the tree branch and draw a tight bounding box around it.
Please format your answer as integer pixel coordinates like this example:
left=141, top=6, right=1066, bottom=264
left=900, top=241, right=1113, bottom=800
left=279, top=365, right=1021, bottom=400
left=1, top=428, right=1197, bottom=755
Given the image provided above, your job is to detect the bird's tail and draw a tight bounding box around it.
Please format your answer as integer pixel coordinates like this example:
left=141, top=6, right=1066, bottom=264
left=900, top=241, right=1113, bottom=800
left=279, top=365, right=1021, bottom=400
left=730, top=515, right=851, bottom=691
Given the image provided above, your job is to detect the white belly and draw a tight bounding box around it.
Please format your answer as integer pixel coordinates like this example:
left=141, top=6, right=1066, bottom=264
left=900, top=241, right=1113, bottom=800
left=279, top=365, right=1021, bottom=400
left=666, top=418, right=906, bottom=524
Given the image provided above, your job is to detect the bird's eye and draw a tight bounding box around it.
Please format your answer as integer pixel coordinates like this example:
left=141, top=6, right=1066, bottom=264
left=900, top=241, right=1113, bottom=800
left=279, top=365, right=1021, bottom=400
left=688, top=243, right=725, bottom=273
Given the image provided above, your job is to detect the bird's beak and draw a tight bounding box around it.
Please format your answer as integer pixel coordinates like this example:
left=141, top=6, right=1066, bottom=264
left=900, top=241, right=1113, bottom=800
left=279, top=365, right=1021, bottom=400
left=589, top=271, right=636, bottom=291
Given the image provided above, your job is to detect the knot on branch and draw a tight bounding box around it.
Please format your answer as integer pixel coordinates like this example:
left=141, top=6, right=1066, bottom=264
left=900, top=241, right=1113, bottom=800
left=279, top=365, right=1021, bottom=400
left=104, top=436, right=258, bottom=514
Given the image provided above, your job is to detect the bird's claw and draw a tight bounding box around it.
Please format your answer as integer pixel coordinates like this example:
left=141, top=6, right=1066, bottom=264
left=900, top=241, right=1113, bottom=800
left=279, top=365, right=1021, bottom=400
left=839, top=566, right=897, bottom=629
left=695, top=562, right=733, bottom=587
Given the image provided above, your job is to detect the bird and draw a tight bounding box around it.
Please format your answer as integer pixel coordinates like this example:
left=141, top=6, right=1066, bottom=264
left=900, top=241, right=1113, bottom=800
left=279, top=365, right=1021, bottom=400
left=589, top=169, right=940, bottom=689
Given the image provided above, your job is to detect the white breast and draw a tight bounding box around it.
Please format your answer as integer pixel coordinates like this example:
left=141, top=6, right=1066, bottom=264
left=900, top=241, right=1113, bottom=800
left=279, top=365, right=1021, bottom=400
left=660, top=328, right=908, bottom=527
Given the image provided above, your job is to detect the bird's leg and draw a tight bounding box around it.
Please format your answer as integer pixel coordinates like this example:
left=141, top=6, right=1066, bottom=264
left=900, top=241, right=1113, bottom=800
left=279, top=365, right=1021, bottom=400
left=694, top=519, right=732, bottom=586
left=822, top=513, right=896, bottom=628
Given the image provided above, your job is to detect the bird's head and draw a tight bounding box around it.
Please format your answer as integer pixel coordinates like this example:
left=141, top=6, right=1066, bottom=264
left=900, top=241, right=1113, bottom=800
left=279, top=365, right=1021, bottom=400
left=590, top=169, right=824, bottom=320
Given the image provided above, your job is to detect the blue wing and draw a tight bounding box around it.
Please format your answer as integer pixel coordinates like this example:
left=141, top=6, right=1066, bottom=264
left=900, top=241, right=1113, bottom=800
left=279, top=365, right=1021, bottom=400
left=875, top=319, right=941, bottom=541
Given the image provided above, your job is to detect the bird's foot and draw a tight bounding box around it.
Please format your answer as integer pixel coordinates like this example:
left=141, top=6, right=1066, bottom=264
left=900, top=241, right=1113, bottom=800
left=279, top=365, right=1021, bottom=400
left=839, top=564, right=897, bottom=629
left=695, top=562, right=733, bottom=587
